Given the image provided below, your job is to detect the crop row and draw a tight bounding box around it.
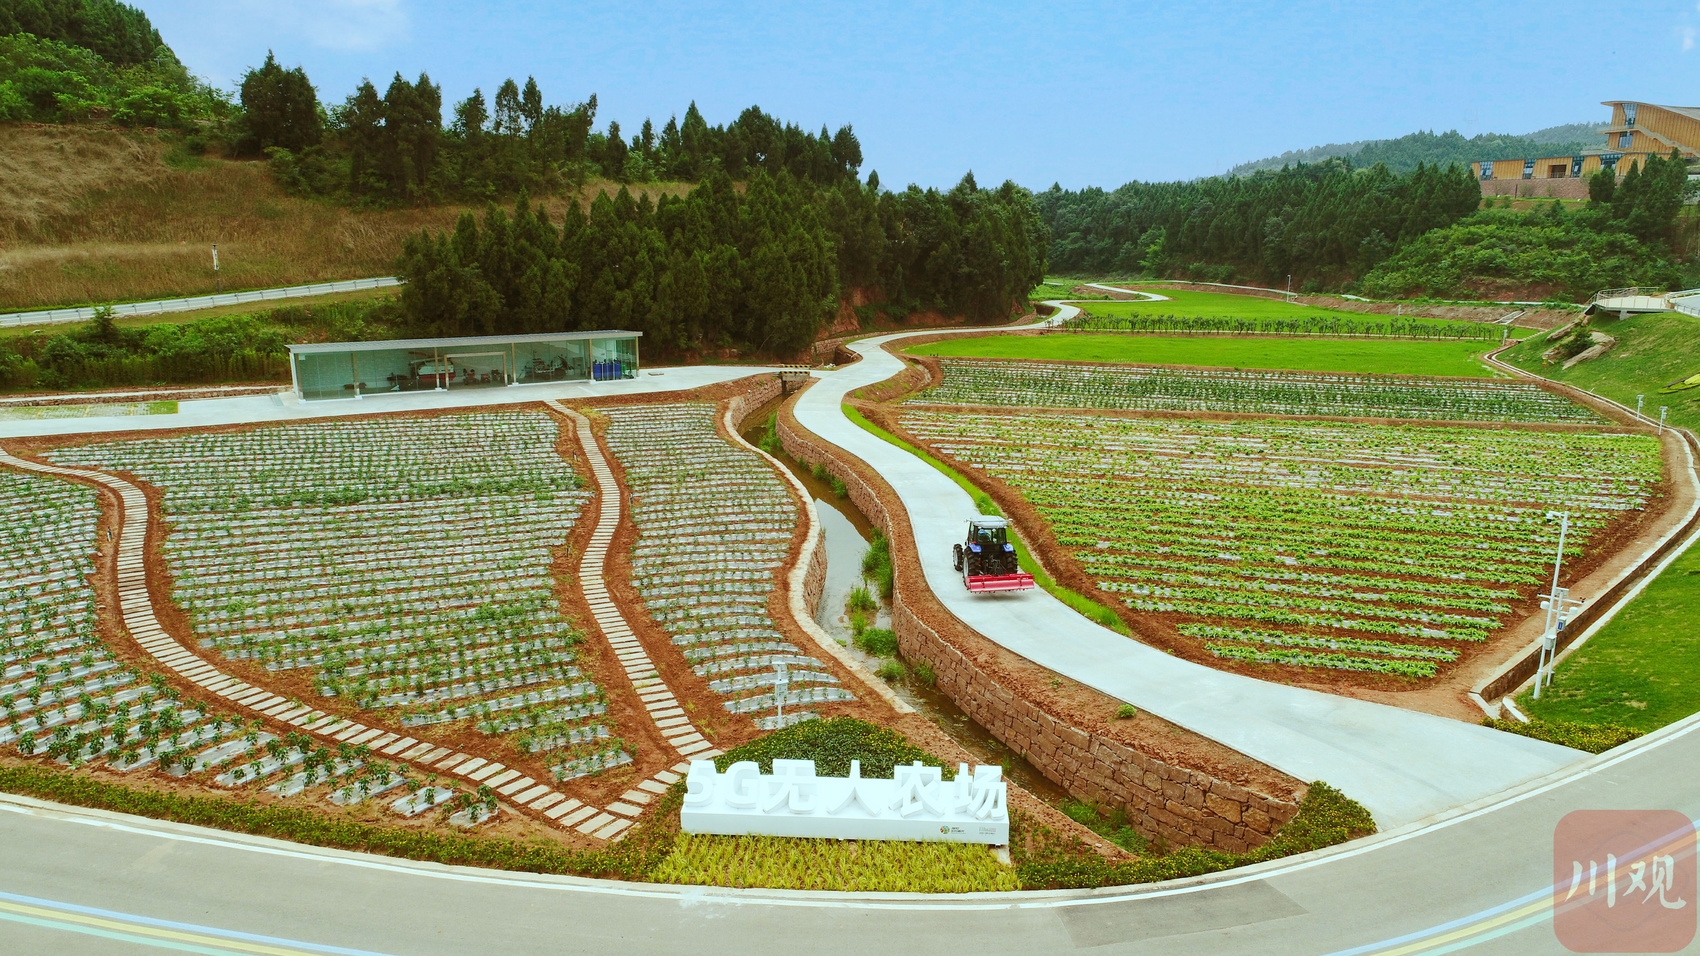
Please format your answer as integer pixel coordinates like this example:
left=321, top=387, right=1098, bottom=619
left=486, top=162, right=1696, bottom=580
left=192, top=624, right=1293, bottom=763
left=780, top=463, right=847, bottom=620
left=916, top=359, right=1600, bottom=424
left=50, top=413, right=625, bottom=777
left=1063, top=311, right=1507, bottom=341
left=899, top=410, right=1663, bottom=678
left=603, top=404, right=854, bottom=721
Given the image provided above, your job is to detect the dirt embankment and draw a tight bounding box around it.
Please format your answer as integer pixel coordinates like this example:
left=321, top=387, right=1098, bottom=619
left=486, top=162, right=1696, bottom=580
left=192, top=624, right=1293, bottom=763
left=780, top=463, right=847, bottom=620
left=0, top=124, right=694, bottom=312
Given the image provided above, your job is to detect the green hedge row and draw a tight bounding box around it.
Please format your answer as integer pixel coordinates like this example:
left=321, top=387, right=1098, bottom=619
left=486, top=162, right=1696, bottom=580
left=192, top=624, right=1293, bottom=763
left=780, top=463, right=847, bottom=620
left=1481, top=717, right=1644, bottom=754
left=1015, top=781, right=1376, bottom=890
left=0, top=763, right=670, bottom=880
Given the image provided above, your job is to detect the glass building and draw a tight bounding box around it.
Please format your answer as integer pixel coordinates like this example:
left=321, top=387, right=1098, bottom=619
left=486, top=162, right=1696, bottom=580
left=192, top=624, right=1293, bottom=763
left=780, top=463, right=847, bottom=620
left=287, top=331, right=641, bottom=402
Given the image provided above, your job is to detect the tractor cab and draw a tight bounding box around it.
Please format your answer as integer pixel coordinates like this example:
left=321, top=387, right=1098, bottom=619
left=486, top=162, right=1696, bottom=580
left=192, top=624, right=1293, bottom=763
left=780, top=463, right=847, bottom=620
left=952, top=516, right=1036, bottom=593
left=970, top=520, right=1009, bottom=554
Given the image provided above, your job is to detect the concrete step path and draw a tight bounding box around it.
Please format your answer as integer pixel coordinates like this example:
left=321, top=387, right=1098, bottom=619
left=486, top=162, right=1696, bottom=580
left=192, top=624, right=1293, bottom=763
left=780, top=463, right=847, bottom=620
left=548, top=401, right=725, bottom=831
left=787, top=325, right=1584, bottom=829
left=0, top=449, right=621, bottom=840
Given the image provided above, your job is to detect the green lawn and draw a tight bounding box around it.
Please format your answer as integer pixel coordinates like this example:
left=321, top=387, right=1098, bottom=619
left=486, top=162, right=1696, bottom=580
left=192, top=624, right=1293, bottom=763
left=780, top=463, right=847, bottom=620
left=908, top=334, right=1500, bottom=377
left=1498, top=311, right=1700, bottom=432
left=1076, top=290, right=1535, bottom=339
left=1522, top=538, right=1700, bottom=732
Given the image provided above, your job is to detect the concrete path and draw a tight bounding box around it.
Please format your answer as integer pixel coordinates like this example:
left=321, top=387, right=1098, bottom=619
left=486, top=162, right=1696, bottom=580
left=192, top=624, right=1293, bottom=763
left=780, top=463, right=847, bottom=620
left=0, top=277, right=400, bottom=329
left=550, top=401, right=722, bottom=834
left=0, top=448, right=609, bottom=838
left=0, top=365, right=782, bottom=440
left=790, top=329, right=1583, bottom=829
left=1080, top=283, right=1170, bottom=301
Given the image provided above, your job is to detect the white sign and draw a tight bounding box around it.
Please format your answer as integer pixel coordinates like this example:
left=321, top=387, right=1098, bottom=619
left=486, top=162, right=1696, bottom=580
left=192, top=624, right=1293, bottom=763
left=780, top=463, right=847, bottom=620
left=682, top=759, right=1008, bottom=844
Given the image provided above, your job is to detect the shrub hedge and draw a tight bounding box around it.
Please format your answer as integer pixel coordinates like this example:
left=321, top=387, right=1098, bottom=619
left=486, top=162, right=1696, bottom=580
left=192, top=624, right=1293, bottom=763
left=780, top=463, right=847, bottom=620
left=1481, top=717, right=1644, bottom=754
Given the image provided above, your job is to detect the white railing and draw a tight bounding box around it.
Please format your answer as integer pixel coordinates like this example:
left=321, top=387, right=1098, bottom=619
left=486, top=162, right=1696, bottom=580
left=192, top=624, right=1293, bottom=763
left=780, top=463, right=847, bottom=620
left=0, top=277, right=401, bottom=329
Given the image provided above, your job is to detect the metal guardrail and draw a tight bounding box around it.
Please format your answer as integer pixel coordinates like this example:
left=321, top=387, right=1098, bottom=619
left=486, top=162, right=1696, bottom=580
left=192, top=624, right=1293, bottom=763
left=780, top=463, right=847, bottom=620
left=0, top=277, right=401, bottom=329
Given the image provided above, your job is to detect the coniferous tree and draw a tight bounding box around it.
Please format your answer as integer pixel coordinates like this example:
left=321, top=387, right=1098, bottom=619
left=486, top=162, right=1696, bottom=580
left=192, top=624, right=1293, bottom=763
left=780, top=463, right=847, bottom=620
left=238, top=51, right=321, bottom=153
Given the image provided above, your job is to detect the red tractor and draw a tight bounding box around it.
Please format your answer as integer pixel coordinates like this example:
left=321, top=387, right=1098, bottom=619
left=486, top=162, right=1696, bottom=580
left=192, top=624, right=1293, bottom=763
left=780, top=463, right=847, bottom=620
left=952, top=516, right=1036, bottom=593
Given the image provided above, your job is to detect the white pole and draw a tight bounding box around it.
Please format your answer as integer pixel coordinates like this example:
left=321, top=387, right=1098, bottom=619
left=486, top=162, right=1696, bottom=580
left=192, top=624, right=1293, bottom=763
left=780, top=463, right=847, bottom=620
left=212, top=244, right=221, bottom=293
left=1636, top=394, right=1645, bottom=420
left=1533, top=511, right=1570, bottom=699
left=1660, top=406, right=1669, bottom=434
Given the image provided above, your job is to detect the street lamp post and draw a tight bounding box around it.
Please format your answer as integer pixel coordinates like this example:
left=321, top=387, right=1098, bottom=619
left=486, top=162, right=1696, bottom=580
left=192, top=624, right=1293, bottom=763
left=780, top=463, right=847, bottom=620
left=1660, top=406, right=1669, bottom=434
left=773, top=661, right=789, bottom=727
left=1636, top=394, right=1645, bottom=420
left=1533, top=511, right=1580, bottom=699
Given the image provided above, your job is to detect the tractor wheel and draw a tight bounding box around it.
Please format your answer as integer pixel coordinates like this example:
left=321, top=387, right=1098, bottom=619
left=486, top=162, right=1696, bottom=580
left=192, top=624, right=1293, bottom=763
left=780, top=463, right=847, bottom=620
left=952, top=544, right=963, bottom=572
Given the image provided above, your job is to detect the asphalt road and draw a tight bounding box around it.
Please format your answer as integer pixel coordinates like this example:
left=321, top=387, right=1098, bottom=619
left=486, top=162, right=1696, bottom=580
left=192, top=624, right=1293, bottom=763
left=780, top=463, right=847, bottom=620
left=2, top=713, right=1695, bottom=956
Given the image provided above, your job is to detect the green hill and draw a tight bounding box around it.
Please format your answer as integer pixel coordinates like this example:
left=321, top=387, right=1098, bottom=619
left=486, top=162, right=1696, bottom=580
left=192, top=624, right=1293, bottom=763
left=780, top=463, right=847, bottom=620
left=1497, top=310, right=1700, bottom=430
left=1228, top=123, right=1604, bottom=177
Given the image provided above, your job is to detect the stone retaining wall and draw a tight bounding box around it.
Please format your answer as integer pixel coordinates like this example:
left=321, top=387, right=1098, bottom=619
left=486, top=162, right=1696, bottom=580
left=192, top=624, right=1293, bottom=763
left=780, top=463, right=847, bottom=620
left=1480, top=178, right=1590, bottom=200
left=724, top=374, right=829, bottom=643
left=776, top=404, right=1299, bottom=850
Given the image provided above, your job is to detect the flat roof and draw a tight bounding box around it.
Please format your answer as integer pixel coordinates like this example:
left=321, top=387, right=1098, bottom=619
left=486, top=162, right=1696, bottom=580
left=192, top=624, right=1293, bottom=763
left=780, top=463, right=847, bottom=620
left=287, top=330, right=641, bottom=356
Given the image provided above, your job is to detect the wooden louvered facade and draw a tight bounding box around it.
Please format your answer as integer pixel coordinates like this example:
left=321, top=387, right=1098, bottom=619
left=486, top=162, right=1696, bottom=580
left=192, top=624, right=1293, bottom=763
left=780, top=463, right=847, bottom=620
left=1471, top=101, right=1699, bottom=190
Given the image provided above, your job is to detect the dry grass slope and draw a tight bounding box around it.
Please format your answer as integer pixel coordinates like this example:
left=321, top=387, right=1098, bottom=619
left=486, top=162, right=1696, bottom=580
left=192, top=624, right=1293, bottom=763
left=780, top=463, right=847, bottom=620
left=0, top=124, right=693, bottom=312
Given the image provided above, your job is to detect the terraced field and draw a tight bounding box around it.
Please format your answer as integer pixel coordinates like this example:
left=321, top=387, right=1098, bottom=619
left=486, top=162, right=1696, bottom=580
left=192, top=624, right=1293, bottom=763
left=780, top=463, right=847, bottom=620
left=899, top=410, right=1664, bottom=679
left=0, top=465, right=502, bottom=821
left=603, top=404, right=853, bottom=728
left=915, top=358, right=1599, bottom=423
left=48, top=412, right=625, bottom=782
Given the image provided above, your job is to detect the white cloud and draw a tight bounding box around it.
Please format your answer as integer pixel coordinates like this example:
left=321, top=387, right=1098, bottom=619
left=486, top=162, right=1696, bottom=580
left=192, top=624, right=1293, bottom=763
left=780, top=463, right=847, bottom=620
left=1685, top=25, right=1696, bottom=52
left=241, top=0, right=409, bottom=53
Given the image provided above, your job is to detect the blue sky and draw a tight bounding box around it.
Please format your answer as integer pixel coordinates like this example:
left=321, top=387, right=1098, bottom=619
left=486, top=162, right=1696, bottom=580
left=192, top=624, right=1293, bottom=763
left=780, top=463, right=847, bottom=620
left=150, top=0, right=1700, bottom=190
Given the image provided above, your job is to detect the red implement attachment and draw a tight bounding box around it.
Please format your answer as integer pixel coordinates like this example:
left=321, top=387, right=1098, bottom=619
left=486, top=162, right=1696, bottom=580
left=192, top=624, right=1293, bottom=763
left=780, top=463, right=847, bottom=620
left=965, top=572, right=1036, bottom=593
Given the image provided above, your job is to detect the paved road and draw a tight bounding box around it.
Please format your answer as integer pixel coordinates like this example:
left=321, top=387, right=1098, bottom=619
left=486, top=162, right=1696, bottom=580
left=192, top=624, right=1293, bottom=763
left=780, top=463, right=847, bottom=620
left=2, top=713, right=1695, bottom=955
left=0, top=277, right=399, bottom=329
left=790, top=328, right=1581, bottom=829
left=0, top=365, right=781, bottom=440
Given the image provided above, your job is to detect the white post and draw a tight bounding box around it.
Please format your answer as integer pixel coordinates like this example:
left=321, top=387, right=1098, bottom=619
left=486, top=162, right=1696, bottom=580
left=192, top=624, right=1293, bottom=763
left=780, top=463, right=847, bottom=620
left=1659, top=406, right=1668, bottom=434
left=1533, top=511, right=1570, bottom=699
left=774, top=661, right=789, bottom=727
left=1636, top=394, right=1645, bottom=420
left=212, top=243, right=221, bottom=293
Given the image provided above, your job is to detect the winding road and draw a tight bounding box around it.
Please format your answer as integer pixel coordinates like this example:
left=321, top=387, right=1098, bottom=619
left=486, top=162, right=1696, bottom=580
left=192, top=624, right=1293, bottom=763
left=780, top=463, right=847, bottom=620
left=1, top=315, right=1696, bottom=955
left=789, top=326, right=1579, bottom=830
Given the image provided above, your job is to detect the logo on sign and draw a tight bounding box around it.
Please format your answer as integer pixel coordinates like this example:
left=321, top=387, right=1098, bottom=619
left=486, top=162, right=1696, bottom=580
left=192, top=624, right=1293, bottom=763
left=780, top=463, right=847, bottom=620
left=1553, top=810, right=1695, bottom=953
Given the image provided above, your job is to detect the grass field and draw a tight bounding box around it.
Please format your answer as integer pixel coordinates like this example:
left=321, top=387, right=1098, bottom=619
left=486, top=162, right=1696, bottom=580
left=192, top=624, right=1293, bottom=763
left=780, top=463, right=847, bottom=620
left=1498, top=312, right=1700, bottom=432
left=908, top=334, right=1500, bottom=377
left=0, top=125, right=692, bottom=312
left=1074, top=291, right=1536, bottom=340
left=1522, top=538, right=1700, bottom=732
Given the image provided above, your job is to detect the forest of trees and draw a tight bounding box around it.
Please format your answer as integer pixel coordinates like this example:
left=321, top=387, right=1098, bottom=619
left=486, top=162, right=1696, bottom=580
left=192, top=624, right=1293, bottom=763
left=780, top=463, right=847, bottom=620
left=1038, top=160, right=1483, bottom=289
left=1, top=4, right=1047, bottom=349
left=395, top=170, right=1047, bottom=356
left=1228, top=124, right=1603, bottom=177
left=1360, top=150, right=1694, bottom=300
left=247, top=63, right=866, bottom=204
left=0, top=0, right=222, bottom=126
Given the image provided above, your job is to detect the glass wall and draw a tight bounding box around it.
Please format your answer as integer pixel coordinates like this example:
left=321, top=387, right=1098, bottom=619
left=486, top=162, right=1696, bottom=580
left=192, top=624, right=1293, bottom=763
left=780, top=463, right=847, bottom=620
left=590, top=337, right=638, bottom=380
left=514, top=339, right=590, bottom=384
left=295, top=352, right=357, bottom=401
left=295, top=335, right=640, bottom=400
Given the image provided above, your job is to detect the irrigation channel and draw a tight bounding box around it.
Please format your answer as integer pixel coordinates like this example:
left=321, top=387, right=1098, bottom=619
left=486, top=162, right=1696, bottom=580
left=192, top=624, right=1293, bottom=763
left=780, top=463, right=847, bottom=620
left=739, top=404, right=1069, bottom=805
